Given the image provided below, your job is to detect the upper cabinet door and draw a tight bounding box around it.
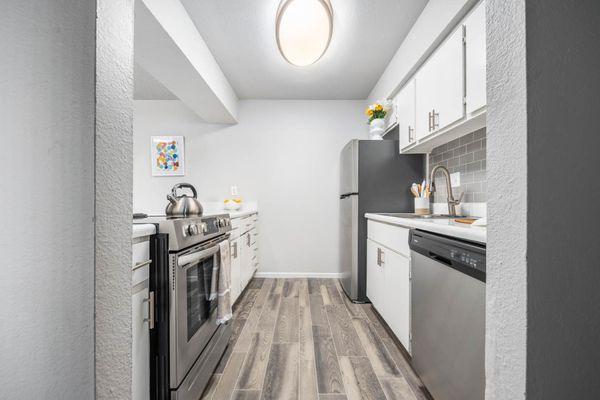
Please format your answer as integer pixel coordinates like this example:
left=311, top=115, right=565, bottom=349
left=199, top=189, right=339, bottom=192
left=464, top=0, right=486, bottom=114
left=415, top=27, right=465, bottom=140
left=396, top=79, right=416, bottom=151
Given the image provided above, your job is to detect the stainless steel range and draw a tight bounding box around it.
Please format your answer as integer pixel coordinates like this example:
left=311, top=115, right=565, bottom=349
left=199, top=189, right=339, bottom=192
left=136, top=214, right=232, bottom=400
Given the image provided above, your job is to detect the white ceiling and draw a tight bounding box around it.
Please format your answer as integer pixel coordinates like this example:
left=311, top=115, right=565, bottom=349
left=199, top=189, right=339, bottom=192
left=180, top=0, right=428, bottom=100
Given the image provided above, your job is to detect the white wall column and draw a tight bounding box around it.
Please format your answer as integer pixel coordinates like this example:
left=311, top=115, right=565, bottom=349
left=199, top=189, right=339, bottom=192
left=0, top=1, right=96, bottom=398
left=95, top=0, right=135, bottom=398
left=486, top=0, right=527, bottom=398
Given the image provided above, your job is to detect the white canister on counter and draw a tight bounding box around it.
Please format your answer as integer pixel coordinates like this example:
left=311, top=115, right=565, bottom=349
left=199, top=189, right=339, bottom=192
left=414, top=197, right=430, bottom=215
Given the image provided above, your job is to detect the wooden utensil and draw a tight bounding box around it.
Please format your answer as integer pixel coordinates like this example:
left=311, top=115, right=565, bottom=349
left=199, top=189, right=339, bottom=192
left=454, top=218, right=477, bottom=224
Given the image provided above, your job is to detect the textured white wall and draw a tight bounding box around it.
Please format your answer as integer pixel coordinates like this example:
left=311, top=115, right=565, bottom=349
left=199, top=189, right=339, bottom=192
left=133, top=100, right=366, bottom=275
left=485, top=0, right=527, bottom=399
left=0, top=1, right=96, bottom=398
left=95, top=0, right=134, bottom=399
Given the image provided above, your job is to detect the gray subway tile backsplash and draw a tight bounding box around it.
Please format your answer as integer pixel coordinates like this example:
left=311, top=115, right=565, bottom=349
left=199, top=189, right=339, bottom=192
left=429, top=128, right=487, bottom=204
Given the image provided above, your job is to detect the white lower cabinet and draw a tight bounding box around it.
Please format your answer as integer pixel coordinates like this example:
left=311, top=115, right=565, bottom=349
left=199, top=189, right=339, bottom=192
left=367, top=221, right=412, bottom=354
left=132, top=285, right=150, bottom=400
left=367, top=239, right=386, bottom=316
left=381, top=249, right=411, bottom=351
left=230, top=213, right=259, bottom=302
left=132, top=232, right=153, bottom=400
left=230, top=237, right=242, bottom=303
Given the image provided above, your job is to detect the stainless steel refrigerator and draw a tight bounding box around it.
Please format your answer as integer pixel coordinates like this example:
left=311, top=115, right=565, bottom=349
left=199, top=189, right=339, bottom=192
left=339, top=139, right=423, bottom=302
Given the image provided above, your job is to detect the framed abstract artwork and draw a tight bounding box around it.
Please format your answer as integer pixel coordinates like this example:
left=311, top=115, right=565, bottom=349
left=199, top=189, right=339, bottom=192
left=151, top=136, right=185, bottom=176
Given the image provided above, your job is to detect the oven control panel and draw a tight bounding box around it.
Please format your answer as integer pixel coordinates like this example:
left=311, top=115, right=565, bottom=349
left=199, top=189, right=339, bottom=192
left=159, top=214, right=231, bottom=251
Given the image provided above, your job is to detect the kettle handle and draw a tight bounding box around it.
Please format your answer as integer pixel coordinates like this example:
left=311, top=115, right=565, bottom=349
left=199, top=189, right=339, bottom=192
left=171, top=183, right=198, bottom=199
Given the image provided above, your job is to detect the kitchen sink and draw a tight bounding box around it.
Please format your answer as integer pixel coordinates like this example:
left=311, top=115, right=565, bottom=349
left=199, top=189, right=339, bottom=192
left=378, top=213, right=469, bottom=219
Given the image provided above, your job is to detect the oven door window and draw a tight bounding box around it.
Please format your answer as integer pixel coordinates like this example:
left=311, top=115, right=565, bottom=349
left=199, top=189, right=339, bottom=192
left=186, top=254, right=219, bottom=341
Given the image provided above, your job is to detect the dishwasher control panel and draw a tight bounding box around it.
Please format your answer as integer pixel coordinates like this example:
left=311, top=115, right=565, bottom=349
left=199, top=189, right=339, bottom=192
left=409, top=229, right=486, bottom=282
left=449, top=249, right=485, bottom=271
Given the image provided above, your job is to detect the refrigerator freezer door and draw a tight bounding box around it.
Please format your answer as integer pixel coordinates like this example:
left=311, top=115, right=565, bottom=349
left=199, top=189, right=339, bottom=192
left=339, top=194, right=359, bottom=300
left=340, top=140, right=359, bottom=195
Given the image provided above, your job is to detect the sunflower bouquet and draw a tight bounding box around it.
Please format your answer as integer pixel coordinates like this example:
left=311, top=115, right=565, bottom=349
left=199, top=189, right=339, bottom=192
left=364, top=100, right=392, bottom=123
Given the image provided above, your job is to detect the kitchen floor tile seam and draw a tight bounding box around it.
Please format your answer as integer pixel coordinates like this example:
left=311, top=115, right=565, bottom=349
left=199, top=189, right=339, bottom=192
left=365, top=309, right=421, bottom=400
left=215, top=287, right=257, bottom=374
left=329, top=280, right=392, bottom=400
left=296, top=279, right=302, bottom=400
left=272, top=294, right=300, bottom=344
left=234, top=280, right=281, bottom=393
left=243, top=278, right=274, bottom=334
left=256, top=286, right=284, bottom=395
left=321, top=283, right=348, bottom=397
left=303, top=278, right=320, bottom=400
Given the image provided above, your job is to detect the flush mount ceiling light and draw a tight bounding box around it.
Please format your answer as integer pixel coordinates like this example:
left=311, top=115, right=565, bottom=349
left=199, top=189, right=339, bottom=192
left=276, top=0, right=333, bottom=67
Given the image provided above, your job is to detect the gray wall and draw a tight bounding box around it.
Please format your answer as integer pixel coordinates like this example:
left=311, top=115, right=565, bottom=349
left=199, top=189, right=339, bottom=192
left=525, top=0, right=600, bottom=397
left=95, top=0, right=134, bottom=398
left=0, top=1, right=96, bottom=398
left=487, top=0, right=600, bottom=398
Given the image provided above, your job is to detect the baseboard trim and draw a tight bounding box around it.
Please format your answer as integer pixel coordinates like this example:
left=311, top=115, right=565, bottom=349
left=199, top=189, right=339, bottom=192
left=254, top=272, right=344, bottom=279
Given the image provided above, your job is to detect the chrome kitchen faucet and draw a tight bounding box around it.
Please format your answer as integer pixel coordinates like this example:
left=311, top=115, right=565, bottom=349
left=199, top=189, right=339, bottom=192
left=429, top=165, right=464, bottom=217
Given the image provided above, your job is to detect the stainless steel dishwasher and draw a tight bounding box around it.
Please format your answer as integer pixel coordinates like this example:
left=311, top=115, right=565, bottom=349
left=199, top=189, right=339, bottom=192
left=409, top=229, right=486, bottom=400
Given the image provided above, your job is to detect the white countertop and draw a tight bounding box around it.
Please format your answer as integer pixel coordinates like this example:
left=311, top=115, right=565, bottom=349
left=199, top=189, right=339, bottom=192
left=132, top=224, right=156, bottom=239
left=202, top=201, right=258, bottom=219
left=365, top=213, right=487, bottom=244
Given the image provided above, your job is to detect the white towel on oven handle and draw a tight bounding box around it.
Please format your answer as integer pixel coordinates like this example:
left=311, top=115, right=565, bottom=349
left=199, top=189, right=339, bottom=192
left=217, top=239, right=233, bottom=324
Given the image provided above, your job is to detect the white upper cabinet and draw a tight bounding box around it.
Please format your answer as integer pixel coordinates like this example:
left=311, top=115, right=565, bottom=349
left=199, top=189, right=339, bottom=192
left=464, top=0, right=486, bottom=115
left=394, top=0, right=486, bottom=154
left=396, top=79, right=416, bottom=151
left=415, top=27, right=465, bottom=140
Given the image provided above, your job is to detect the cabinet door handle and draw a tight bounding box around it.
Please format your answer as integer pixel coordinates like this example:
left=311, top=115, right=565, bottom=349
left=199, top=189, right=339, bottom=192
left=432, top=109, right=439, bottom=130
left=143, top=291, right=155, bottom=330
left=377, top=248, right=385, bottom=266
left=247, top=234, right=251, bottom=246
left=232, top=242, right=238, bottom=258
left=408, top=126, right=414, bottom=142
left=427, top=112, right=432, bottom=132
left=133, top=259, right=152, bottom=271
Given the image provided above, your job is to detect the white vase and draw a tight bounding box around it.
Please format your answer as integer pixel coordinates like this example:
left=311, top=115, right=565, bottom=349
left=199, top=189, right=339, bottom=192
left=369, top=118, right=385, bottom=140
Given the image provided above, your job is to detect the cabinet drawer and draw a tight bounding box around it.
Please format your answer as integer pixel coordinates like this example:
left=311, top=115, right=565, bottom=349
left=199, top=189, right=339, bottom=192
left=132, top=240, right=150, bottom=265
left=231, top=217, right=243, bottom=230
left=132, top=240, right=151, bottom=287
left=367, top=220, right=410, bottom=257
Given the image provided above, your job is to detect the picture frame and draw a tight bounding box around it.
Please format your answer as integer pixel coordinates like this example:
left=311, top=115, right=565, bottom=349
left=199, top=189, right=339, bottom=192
left=150, top=135, right=185, bottom=176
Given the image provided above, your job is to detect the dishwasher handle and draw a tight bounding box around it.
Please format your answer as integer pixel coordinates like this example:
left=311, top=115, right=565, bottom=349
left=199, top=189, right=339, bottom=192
left=429, top=253, right=452, bottom=267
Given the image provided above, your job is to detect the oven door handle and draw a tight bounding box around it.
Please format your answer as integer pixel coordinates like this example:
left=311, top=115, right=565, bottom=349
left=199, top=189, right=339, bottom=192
left=177, top=244, right=221, bottom=267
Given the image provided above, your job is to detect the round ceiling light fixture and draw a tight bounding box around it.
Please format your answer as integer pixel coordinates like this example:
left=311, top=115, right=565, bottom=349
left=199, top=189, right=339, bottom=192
left=276, top=0, right=333, bottom=67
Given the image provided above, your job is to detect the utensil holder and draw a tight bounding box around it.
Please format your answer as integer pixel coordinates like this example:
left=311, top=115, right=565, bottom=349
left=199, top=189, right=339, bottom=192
left=414, top=197, right=430, bottom=215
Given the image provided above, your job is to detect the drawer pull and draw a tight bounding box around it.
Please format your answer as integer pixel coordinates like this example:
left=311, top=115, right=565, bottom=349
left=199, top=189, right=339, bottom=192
left=232, top=242, right=238, bottom=258
left=143, top=291, right=155, bottom=329
left=376, top=248, right=385, bottom=266
left=133, top=259, right=152, bottom=271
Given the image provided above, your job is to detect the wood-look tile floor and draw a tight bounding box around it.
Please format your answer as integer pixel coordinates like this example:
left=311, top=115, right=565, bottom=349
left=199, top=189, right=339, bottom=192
left=201, top=278, right=429, bottom=400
